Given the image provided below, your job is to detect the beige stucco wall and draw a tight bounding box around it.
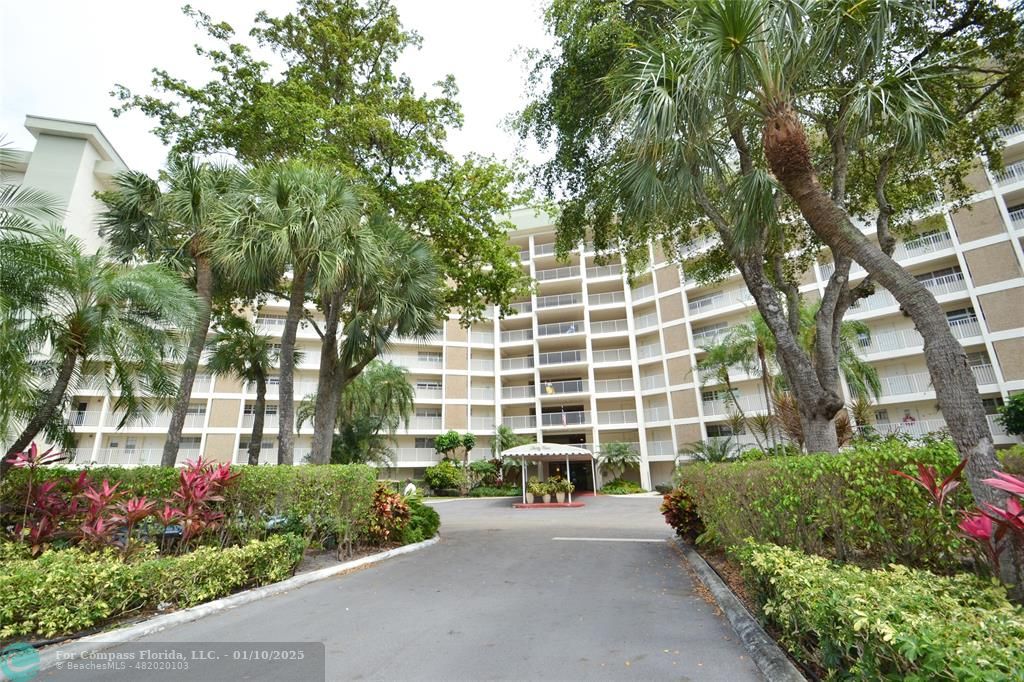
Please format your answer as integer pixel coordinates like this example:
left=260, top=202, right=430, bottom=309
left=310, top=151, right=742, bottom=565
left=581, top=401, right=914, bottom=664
left=665, top=355, right=694, bottom=384
left=649, top=461, right=675, bottom=487
left=446, top=374, right=467, bottom=400
left=213, top=375, right=243, bottom=394
left=951, top=199, right=1005, bottom=244
left=979, top=287, right=1024, bottom=332
left=964, top=242, right=1022, bottom=286
left=202, top=434, right=235, bottom=463
left=446, top=320, right=467, bottom=343
left=664, top=326, right=688, bottom=353
left=658, top=294, right=685, bottom=323
left=674, top=422, right=702, bottom=445
left=446, top=347, right=468, bottom=370
left=207, top=399, right=240, bottom=428
left=445, top=404, right=468, bottom=430
left=671, top=389, right=699, bottom=419
left=656, top=266, right=681, bottom=291
left=963, top=163, right=990, bottom=194
left=993, top=338, right=1024, bottom=381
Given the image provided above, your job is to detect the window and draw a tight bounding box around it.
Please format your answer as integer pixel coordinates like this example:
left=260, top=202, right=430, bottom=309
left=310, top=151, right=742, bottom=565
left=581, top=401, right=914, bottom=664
left=124, top=438, right=137, bottom=451
left=416, top=381, right=442, bottom=391
left=180, top=437, right=201, bottom=449
left=267, top=376, right=281, bottom=386
left=707, top=424, right=741, bottom=437
left=856, top=330, right=871, bottom=348
left=239, top=440, right=274, bottom=450
left=702, top=389, right=737, bottom=402
left=875, top=409, right=890, bottom=423
left=966, top=351, right=990, bottom=367
left=418, top=351, right=442, bottom=362
left=415, top=408, right=441, bottom=417
left=244, top=403, right=277, bottom=415
left=414, top=437, right=436, bottom=449
left=945, top=308, right=977, bottom=323
left=185, top=404, right=206, bottom=415
left=981, top=397, right=1004, bottom=415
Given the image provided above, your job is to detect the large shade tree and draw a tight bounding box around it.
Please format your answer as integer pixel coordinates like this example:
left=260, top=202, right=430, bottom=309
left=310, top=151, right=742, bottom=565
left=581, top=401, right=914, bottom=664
left=98, top=157, right=241, bottom=467
left=518, top=0, right=1023, bottom=505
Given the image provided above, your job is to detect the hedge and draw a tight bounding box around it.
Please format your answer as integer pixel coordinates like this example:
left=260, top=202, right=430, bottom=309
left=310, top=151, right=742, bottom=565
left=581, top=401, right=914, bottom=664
left=672, top=438, right=969, bottom=571
left=0, top=534, right=305, bottom=639
left=1, top=464, right=378, bottom=548
left=740, top=542, right=1024, bottom=680
left=399, top=497, right=441, bottom=544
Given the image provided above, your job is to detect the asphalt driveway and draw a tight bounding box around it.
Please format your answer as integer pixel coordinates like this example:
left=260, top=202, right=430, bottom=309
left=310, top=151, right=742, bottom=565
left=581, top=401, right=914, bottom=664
left=44, top=495, right=761, bottom=681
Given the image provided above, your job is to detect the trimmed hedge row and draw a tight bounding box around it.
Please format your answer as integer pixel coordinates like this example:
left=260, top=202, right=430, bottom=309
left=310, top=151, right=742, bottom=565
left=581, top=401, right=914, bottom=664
left=1, top=464, right=379, bottom=548
left=672, top=438, right=968, bottom=570
left=0, top=534, right=305, bottom=638
left=740, top=542, right=1024, bottom=680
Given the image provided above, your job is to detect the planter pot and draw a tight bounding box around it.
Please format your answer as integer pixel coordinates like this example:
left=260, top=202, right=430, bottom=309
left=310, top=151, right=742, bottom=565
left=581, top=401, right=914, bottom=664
left=555, top=491, right=566, bottom=503
left=525, top=492, right=535, bottom=504
left=542, top=494, right=551, bottom=503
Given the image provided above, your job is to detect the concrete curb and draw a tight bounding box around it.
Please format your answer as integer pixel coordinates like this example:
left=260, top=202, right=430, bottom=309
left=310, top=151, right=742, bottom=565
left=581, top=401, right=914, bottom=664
left=673, top=539, right=806, bottom=682
left=36, top=535, right=441, bottom=673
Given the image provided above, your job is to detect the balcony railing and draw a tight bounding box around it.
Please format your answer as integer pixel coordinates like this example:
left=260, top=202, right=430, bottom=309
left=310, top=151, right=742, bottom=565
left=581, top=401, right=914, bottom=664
left=534, top=242, right=557, bottom=256
left=972, top=363, right=997, bottom=385
left=594, top=377, right=634, bottom=393
left=993, top=159, right=1024, bottom=186
left=501, top=328, right=533, bottom=343
left=535, top=265, right=580, bottom=281
left=894, top=231, right=954, bottom=260
left=920, top=272, right=967, bottom=297
left=873, top=419, right=948, bottom=438
left=502, top=414, right=536, bottom=429
left=1010, top=207, right=1024, bottom=230
left=252, top=379, right=319, bottom=397
left=537, top=320, right=583, bottom=337
left=1000, top=122, right=1024, bottom=138
left=193, top=375, right=213, bottom=393
left=634, top=312, right=659, bottom=329
left=879, top=372, right=932, bottom=396
left=682, top=234, right=719, bottom=256
left=688, top=288, right=753, bottom=314
left=593, top=347, right=631, bottom=364
left=588, top=291, right=626, bottom=306
left=471, top=387, right=495, bottom=400
left=509, top=301, right=533, bottom=315
left=93, top=448, right=164, bottom=467
left=380, top=354, right=444, bottom=370
left=692, top=326, right=731, bottom=348
left=469, top=331, right=494, bottom=345
left=234, top=449, right=278, bottom=466
left=106, top=411, right=172, bottom=428
left=597, top=409, right=638, bottom=425
left=470, top=358, right=495, bottom=372
left=860, top=328, right=923, bottom=355
left=988, top=414, right=1009, bottom=438
left=540, top=410, right=589, bottom=426
left=591, top=318, right=628, bottom=334
left=636, top=342, right=662, bottom=360
left=587, top=264, right=622, bottom=279
left=69, top=410, right=102, bottom=428
left=183, top=412, right=207, bottom=429
left=518, top=248, right=530, bottom=260
left=243, top=413, right=278, bottom=429
left=647, top=440, right=675, bottom=457
left=501, top=356, right=535, bottom=371
left=643, top=406, right=671, bottom=422
left=501, top=384, right=535, bottom=399
left=471, top=415, right=496, bottom=430
left=406, top=416, right=443, bottom=430
left=536, top=293, right=583, bottom=309
left=850, top=289, right=897, bottom=312
left=631, top=284, right=655, bottom=301
left=395, top=447, right=441, bottom=463
left=540, top=379, right=588, bottom=395
left=415, top=387, right=443, bottom=400
left=948, top=317, right=982, bottom=338
left=538, top=349, right=586, bottom=366
left=702, top=394, right=768, bottom=416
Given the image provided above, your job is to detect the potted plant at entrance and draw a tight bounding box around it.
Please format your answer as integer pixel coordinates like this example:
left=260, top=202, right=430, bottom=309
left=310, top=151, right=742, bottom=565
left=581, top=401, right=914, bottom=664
left=541, top=481, right=553, bottom=504
left=526, top=477, right=542, bottom=504
left=554, top=478, right=575, bottom=503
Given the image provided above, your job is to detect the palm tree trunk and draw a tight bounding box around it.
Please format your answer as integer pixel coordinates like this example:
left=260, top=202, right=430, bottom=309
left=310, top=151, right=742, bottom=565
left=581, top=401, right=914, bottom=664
left=277, top=263, right=308, bottom=466
left=5, top=351, right=78, bottom=464
left=161, top=254, right=213, bottom=468
left=755, top=342, right=778, bottom=448
left=248, top=373, right=267, bottom=466
left=310, top=292, right=341, bottom=465
left=763, top=103, right=1003, bottom=507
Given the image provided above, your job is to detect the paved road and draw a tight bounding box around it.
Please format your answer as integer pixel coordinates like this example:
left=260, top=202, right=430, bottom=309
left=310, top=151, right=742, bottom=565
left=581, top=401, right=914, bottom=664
left=45, top=496, right=761, bottom=681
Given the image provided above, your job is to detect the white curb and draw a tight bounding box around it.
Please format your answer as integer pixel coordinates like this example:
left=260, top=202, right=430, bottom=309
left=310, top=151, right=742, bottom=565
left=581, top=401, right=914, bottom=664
left=36, top=535, right=440, bottom=673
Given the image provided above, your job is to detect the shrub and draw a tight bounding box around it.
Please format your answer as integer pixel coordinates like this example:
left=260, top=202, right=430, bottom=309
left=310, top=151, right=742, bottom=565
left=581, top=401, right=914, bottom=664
left=600, top=478, right=644, bottom=495
left=660, top=488, right=704, bottom=542
left=0, top=534, right=305, bottom=638
left=468, top=485, right=521, bottom=497
left=468, top=459, right=498, bottom=487
left=399, top=496, right=440, bottom=544
left=739, top=542, right=1024, bottom=680
left=423, top=459, right=466, bottom=492
left=996, top=392, right=1024, bottom=437
left=673, top=437, right=969, bottom=571
left=363, top=484, right=410, bottom=544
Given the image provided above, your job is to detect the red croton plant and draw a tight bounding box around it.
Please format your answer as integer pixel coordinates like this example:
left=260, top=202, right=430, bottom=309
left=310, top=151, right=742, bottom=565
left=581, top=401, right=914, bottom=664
left=893, top=460, right=1024, bottom=579
left=4, top=443, right=240, bottom=556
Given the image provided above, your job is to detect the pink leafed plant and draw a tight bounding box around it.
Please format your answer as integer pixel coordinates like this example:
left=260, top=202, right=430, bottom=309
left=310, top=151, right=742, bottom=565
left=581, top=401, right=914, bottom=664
left=890, top=459, right=966, bottom=509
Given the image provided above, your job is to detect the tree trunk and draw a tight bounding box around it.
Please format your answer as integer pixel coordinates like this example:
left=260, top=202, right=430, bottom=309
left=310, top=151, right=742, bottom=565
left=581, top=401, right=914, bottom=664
left=756, top=342, right=778, bottom=448
left=161, top=254, right=214, bottom=468
left=248, top=373, right=267, bottom=466
left=309, top=297, right=340, bottom=466
left=763, top=103, right=1004, bottom=508
left=802, top=413, right=839, bottom=454
left=277, top=263, right=308, bottom=466
left=5, top=350, right=78, bottom=462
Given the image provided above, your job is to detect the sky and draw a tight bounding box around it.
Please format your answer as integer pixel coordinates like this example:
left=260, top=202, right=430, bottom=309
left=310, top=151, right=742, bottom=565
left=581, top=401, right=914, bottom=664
left=0, top=0, right=552, bottom=175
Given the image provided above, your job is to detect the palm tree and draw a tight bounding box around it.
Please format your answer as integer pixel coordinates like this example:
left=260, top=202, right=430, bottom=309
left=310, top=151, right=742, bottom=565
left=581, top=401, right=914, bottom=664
left=205, top=314, right=277, bottom=466
left=598, top=442, right=640, bottom=481
left=214, top=161, right=362, bottom=465
left=3, top=230, right=196, bottom=460
left=98, top=157, right=240, bottom=467
left=677, top=438, right=741, bottom=464
left=298, top=361, right=414, bottom=467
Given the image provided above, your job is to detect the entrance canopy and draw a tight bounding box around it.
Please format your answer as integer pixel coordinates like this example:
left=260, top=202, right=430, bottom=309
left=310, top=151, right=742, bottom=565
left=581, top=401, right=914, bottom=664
left=502, top=443, right=596, bottom=505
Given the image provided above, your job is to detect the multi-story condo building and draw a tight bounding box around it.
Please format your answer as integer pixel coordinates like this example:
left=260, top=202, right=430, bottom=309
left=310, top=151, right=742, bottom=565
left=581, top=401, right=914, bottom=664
left=8, top=116, right=1024, bottom=489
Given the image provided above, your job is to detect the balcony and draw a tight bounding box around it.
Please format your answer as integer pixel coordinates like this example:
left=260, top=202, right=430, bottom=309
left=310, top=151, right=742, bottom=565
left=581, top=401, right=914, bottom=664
left=471, top=415, right=496, bottom=430
left=193, top=375, right=213, bottom=393
left=243, top=412, right=278, bottom=429
left=948, top=317, right=982, bottom=339
left=395, top=447, right=441, bottom=463
left=501, top=328, right=533, bottom=343
left=509, top=301, right=533, bottom=315
left=647, top=440, right=675, bottom=457
left=539, top=379, right=588, bottom=395
left=993, top=159, right=1024, bottom=186
left=380, top=354, right=444, bottom=371
left=593, top=347, right=631, bottom=364
left=538, top=349, right=586, bottom=366
left=406, top=416, right=443, bottom=430
left=501, top=385, right=535, bottom=400
left=972, top=363, right=997, bottom=385
left=470, top=358, right=495, bottom=372
left=471, top=386, right=495, bottom=401
left=594, top=377, right=634, bottom=393
left=414, top=387, right=443, bottom=401
left=535, top=265, right=580, bottom=282
left=537, top=319, right=584, bottom=337
left=234, top=448, right=278, bottom=466
left=183, top=412, right=207, bottom=429
left=252, top=379, right=319, bottom=397
left=591, top=318, right=628, bottom=334
left=634, top=312, right=659, bottom=329
left=879, top=372, right=932, bottom=397
left=597, top=409, right=638, bottom=425
left=518, top=248, right=530, bottom=261
left=688, top=288, right=752, bottom=315
left=106, top=411, right=172, bottom=428
left=636, top=342, right=662, bottom=361
left=502, top=414, right=537, bottom=430
left=631, top=283, right=656, bottom=301
left=588, top=291, right=626, bottom=306
left=643, top=405, right=671, bottom=422
left=850, top=289, right=897, bottom=312
left=702, top=394, right=768, bottom=416
left=92, top=448, right=165, bottom=467
left=920, top=272, right=967, bottom=297
left=894, top=231, right=954, bottom=260
left=469, top=331, right=494, bottom=345
left=1000, top=122, right=1024, bottom=138
left=587, top=264, right=622, bottom=279
left=860, top=328, right=923, bottom=355
left=1010, top=207, right=1024, bottom=230
left=988, top=414, right=1010, bottom=438
left=639, top=374, right=666, bottom=391
left=534, top=242, right=557, bottom=256
left=501, top=356, right=535, bottom=371
left=536, top=292, right=583, bottom=309
left=692, top=325, right=732, bottom=348
left=68, top=410, right=102, bottom=428
left=540, top=410, right=589, bottom=427
left=873, top=419, right=948, bottom=438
